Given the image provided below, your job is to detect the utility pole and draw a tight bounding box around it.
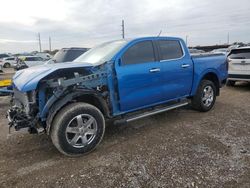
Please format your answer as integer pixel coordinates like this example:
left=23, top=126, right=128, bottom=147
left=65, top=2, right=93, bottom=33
left=38, top=33, right=42, bottom=52
left=185, top=35, right=188, bottom=46
left=49, top=36, right=52, bottom=52
left=227, top=32, right=230, bottom=44
left=121, top=20, right=125, bottom=39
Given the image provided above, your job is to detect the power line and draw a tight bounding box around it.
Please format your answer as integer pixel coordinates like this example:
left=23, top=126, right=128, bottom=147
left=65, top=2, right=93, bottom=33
left=38, top=33, right=42, bottom=52
left=49, top=36, right=52, bottom=51
left=121, top=20, right=125, bottom=39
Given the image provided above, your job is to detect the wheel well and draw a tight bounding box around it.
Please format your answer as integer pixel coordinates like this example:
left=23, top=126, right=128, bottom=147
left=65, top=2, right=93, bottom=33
left=46, top=93, right=110, bottom=134
left=74, top=94, right=110, bottom=118
left=202, top=73, right=220, bottom=95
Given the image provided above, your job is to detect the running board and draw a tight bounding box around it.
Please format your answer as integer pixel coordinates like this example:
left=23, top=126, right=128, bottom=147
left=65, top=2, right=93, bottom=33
left=115, top=100, right=189, bottom=124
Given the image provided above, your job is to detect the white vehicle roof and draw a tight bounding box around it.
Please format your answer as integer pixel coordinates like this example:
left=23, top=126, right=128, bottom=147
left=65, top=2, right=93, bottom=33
left=236, top=46, right=250, bottom=50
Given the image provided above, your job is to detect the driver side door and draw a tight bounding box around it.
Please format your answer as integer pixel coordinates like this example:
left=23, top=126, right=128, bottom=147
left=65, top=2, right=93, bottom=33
left=115, top=40, right=163, bottom=112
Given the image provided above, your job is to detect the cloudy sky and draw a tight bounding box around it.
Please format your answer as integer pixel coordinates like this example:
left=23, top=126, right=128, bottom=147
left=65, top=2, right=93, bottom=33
left=0, top=0, right=249, bottom=53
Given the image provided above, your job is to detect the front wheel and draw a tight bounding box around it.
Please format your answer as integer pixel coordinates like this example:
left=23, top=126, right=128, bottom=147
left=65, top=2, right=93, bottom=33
left=50, top=102, right=105, bottom=156
left=191, top=80, right=217, bottom=112
left=4, top=63, right=10, bottom=68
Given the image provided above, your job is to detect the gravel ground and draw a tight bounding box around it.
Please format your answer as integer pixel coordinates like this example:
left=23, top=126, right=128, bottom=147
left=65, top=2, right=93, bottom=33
left=0, top=83, right=249, bottom=188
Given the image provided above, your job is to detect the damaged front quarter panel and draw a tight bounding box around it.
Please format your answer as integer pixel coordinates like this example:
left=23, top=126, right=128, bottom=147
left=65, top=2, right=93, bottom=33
left=8, top=61, right=118, bottom=134
left=37, top=63, right=113, bottom=133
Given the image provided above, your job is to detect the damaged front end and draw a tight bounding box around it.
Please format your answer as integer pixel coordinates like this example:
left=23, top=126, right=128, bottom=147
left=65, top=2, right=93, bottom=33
left=7, top=62, right=113, bottom=134
left=7, top=89, right=41, bottom=133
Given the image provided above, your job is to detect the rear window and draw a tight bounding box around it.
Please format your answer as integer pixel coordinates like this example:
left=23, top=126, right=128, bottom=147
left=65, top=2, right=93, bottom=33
left=158, top=40, right=183, bottom=61
left=53, top=49, right=88, bottom=63
left=0, top=54, right=9, bottom=58
left=228, top=49, right=250, bottom=59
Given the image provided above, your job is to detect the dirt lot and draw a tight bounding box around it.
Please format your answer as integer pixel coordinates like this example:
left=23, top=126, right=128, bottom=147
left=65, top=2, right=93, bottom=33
left=0, top=83, right=249, bottom=188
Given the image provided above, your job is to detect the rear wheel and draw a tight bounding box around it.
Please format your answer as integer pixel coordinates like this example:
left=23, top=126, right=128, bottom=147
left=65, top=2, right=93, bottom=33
left=191, top=80, right=216, bottom=112
left=226, top=80, right=236, bottom=86
left=50, top=102, right=105, bottom=156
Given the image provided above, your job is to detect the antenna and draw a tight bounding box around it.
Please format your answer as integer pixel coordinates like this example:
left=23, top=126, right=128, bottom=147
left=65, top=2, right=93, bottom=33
left=157, top=30, right=162, bottom=37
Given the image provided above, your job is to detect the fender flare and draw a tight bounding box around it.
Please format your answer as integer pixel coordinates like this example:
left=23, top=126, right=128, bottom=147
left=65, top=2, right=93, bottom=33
left=191, top=69, right=220, bottom=96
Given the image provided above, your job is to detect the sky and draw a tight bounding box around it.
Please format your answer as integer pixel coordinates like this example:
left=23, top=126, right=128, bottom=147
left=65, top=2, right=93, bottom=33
left=0, top=0, right=250, bottom=53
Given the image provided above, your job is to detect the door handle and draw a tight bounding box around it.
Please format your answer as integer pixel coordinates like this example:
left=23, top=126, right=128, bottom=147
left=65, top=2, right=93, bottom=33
left=149, top=68, right=161, bottom=73
left=181, top=64, right=190, bottom=68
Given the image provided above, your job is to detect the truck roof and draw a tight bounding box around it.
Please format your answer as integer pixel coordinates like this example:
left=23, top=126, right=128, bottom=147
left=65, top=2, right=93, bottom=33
left=118, top=36, right=183, bottom=42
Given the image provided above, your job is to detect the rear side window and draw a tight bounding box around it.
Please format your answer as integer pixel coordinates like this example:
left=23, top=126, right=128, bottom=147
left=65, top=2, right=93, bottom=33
left=25, top=57, right=42, bottom=61
left=6, top=58, right=14, bottom=60
left=122, top=41, right=155, bottom=65
left=228, top=49, right=250, bottom=59
left=158, top=40, right=183, bottom=60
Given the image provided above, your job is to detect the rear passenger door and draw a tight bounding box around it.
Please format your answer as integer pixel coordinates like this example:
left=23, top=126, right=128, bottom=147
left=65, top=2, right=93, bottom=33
left=116, top=40, right=163, bottom=112
left=157, top=39, right=193, bottom=100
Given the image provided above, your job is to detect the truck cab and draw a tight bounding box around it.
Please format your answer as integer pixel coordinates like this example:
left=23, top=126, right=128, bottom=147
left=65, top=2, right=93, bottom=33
left=8, top=37, right=228, bottom=156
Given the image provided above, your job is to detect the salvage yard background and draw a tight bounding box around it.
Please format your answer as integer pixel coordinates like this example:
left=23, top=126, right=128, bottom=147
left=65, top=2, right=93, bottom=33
left=0, top=78, right=249, bottom=187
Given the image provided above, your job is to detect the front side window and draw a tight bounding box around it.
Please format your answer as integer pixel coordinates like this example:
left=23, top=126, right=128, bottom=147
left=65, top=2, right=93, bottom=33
left=158, top=40, right=183, bottom=61
left=122, top=41, right=155, bottom=65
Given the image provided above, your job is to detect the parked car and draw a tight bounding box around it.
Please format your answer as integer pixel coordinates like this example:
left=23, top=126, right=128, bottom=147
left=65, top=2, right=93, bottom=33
left=211, top=48, right=228, bottom=55
left=16, top=56, right=45, bottom=70
left=46, top=48, right=89, bottom=64
left=189, top=48, right=205, bottom=55
left=227, top=46, right=250, bottom=86
left=8, top=37, right=228, bottom=156
left=35, top=52, right=52, bottom=60
left=0, top=57, right=17, bottom=68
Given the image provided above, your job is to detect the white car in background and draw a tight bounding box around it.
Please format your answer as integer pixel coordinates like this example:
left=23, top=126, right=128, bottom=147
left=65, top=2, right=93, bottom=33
left=17, top=56, right=46, bottom=70
left=0, top=57, right=17, bottom=68
left=35, top=52, right=52, bottom=60
left=227, top=46, right=250, bottom=86
left=211, top=48, right=228, bottom=55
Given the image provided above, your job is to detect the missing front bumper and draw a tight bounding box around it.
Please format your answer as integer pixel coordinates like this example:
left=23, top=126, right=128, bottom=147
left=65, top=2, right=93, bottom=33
left=7, top=108, right=42, bottom=134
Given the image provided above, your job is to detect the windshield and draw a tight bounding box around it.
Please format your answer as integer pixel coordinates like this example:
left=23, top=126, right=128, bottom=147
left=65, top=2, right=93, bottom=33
left=53, top=49, right=88, bottom=63
left=74, top=40, right=128, bottom=65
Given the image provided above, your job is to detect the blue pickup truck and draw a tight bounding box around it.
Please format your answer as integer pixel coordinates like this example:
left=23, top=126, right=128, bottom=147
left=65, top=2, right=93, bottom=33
left=7, top=37, right=228, bottom=156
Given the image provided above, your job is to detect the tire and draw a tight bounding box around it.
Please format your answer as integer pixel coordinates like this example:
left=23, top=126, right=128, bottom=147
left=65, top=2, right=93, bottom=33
left=191, top=80, right=217, bottom=112
left=50, top=102, right=105, bottom=156
left=226, top=80, right=236, bottom=86
left=4, top=63, right=10, bottom=68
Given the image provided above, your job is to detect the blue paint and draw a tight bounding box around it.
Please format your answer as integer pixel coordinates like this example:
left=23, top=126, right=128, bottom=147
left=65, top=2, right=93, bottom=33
left=11, top=36, right=228, bottom=121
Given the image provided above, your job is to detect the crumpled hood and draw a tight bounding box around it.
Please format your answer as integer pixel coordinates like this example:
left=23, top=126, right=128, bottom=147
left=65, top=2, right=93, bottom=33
left=13, top=62, right=93, bottom=92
